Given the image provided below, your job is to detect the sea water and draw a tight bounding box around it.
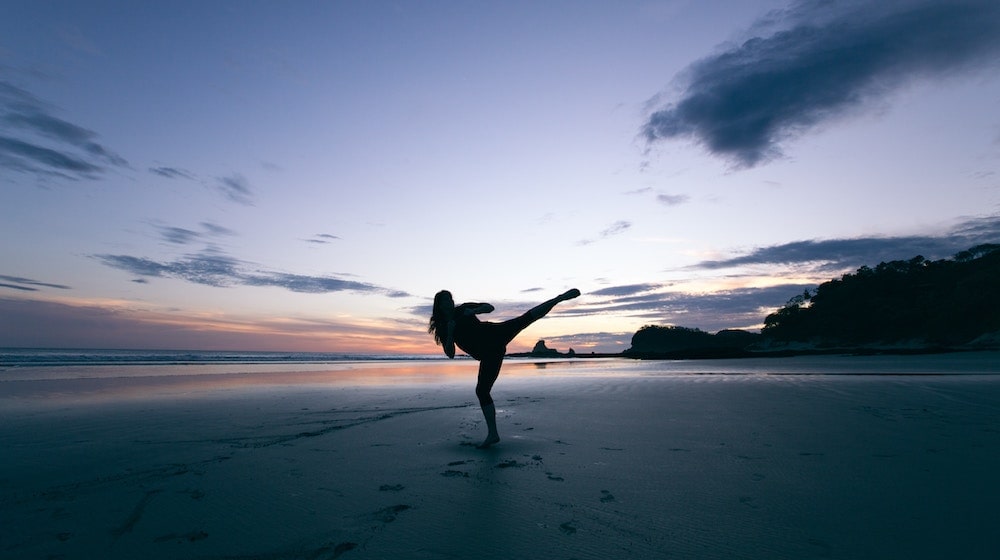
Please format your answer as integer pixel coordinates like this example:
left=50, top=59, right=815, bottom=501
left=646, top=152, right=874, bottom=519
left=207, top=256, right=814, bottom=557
left=2, top=347, right=997, bottom=383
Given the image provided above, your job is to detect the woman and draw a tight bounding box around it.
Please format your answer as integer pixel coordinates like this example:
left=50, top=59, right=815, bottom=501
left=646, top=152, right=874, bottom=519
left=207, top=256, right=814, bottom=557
left=429, top=288, right=580, bottom=448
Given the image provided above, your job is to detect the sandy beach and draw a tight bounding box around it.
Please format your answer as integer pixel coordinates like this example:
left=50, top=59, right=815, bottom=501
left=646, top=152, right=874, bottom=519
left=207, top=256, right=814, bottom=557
left=2, top=355, right=999, bottom=559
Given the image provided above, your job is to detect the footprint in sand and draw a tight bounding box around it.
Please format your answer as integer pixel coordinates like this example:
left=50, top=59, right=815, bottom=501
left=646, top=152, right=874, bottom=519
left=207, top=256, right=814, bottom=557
left=440, top=470, right=469, bottom=478
left=370, top=504, right=411, bottom=523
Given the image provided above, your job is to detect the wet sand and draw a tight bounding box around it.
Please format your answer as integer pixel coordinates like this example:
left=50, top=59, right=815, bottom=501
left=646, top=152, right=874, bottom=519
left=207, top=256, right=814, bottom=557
left=2, top=359, right=999, bottom=559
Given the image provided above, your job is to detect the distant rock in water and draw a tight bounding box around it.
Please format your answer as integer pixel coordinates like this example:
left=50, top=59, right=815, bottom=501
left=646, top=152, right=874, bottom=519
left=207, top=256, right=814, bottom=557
left=507, top=340, right=575, bottom=358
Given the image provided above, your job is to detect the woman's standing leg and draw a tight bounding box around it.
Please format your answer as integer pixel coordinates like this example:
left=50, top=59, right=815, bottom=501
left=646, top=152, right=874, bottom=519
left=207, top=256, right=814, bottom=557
left=475, top=355, right=503, bottom=448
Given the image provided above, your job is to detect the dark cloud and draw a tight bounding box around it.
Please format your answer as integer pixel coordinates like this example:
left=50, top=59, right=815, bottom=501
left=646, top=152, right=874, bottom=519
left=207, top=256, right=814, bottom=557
left=243, top=272, right=389, bottom=295
left=0, top=282, right=37, bottom=291
left=217, top=174, right=254, bottom=205
left=155, top=222, right=236, bottom=245
left=0, top=81, right=128, bottom=180
left=306, top=233, right=340, bottom=245
left=4, top=111, right=127, bottom=166
left=95, top=254, right=175, bottom=280
left=94, top=249, right=408, bottom=297
left=693, top=214, right=1000, bottom=271
left=200, top=222, right=236, bottom=237
left=158, top=226, right=201, bottom=245
left=0, top=274, right=71, bottom=291
left=0, top=136, right=103, bottom=177
left=590, top=283, right=661, bottom=297
left=643, top=0, right=1000, bottom=167
left=149, top=166, right=194, bottom=179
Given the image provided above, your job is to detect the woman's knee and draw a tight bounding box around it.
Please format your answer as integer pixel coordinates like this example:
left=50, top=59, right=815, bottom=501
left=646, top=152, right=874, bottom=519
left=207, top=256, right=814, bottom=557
left=475, top=383, right=493, bottom=406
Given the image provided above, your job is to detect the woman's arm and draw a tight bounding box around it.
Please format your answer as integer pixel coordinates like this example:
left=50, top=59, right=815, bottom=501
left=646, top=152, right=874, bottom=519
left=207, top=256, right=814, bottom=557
left=464, top=303, right=495, bottom=315
left=444, top=319, right=456, bottom=358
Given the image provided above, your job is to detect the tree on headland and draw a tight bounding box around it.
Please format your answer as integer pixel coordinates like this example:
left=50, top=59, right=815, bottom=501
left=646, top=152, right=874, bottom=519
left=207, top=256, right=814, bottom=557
left=622, top=244, right=999, bottom=358
left=761, top=244, right=1000, bottom=348
left=624, top=325, right=760, bottom=357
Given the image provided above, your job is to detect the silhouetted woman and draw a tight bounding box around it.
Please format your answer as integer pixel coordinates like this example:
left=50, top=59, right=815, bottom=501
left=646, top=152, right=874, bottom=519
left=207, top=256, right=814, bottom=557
left=429, top=288, right=580, bottom=448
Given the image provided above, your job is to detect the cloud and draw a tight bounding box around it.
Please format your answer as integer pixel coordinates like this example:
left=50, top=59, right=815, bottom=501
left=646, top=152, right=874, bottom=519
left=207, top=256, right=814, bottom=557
left=155, top=222, right=236, bottom=245
left=0, top=274, right=71, bottom=291
left=93, top=248, right=408, bottom=297
left=0, top=81, right=128, bottom=180
left=601, top=220, right=632, bottom=237
left=693, top=214, right=1000, bottom=272
left=657, top=193, right=689, bottom=206
left=590, top=283, right=661, bottom=297
left=579, top=220, right=632, bottom=245
left=217, top=173, right=254, bottom=205
left=643, top=0, right=1000, bottom=167
left=306, top=233, right=340, bottom=245
left=149, top=166, right=194, bottom=179
left=158, top=226, right=201, bottom=245
left=200, top=222, right=236, bottom=237
left=624, top=187, right=653, bottom=195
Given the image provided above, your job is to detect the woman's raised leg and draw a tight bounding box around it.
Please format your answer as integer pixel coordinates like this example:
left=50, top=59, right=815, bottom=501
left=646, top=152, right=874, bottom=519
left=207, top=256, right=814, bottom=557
left=527, top=288, right=580, bottom=320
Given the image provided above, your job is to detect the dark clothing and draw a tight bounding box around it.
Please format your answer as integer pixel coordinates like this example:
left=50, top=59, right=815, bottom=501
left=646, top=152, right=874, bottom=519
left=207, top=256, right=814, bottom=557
left=452, top=302, right=535, bottom=361
left=451, top=302, right=537, bottom=407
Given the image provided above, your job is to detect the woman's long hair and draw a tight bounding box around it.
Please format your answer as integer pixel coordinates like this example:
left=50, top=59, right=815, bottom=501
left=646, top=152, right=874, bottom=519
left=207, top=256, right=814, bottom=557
left=428, top=290, right=455, bottom=345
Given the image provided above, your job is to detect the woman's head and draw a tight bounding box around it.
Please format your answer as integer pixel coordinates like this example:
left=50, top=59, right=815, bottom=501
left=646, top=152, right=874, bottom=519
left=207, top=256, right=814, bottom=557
left=428, top=290, right=455, bottom=345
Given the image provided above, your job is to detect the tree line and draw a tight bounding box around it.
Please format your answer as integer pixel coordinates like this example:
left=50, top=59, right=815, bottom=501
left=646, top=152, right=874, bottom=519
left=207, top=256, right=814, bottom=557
left=761, top=244, right=1000, bottom=348
left=623, top=244, right=1000, bottom=357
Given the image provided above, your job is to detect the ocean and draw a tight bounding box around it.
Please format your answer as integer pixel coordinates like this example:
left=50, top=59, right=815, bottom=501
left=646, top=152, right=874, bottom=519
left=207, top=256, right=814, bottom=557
left=0, top=347, right=441, bottom=368
left=2, top=346, right=997, bottom=380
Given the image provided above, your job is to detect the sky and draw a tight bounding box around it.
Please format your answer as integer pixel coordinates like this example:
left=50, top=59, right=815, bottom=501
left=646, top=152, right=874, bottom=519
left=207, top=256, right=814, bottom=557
left=2, top=0, right=999, bottom=354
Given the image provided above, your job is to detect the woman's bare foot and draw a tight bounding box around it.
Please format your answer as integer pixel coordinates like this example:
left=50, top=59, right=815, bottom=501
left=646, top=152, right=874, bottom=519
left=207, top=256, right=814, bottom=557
left=560, top=288, right=581, bottom=301
left=477, top=433, right=500, bottom=449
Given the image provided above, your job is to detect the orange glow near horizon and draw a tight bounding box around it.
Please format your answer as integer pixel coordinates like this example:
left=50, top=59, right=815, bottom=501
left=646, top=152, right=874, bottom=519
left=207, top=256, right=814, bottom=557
left=5, top=294, right=436, bottom=353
